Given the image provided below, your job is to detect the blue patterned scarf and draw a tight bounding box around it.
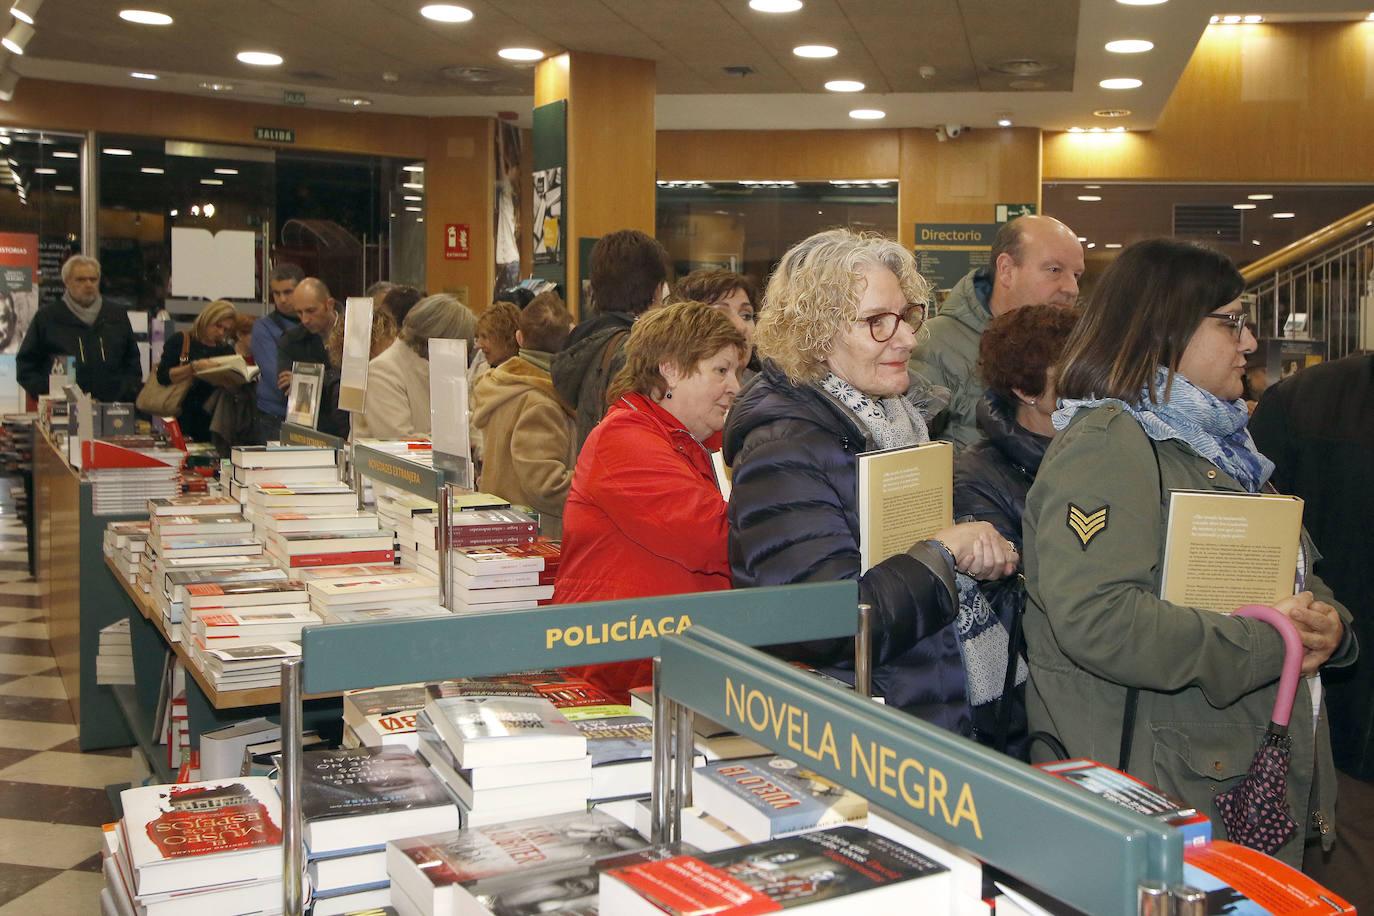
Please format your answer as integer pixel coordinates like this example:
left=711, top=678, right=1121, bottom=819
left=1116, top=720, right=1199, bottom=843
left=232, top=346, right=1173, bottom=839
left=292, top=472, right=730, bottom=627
left=1054, top=367, right=1274, bottom=493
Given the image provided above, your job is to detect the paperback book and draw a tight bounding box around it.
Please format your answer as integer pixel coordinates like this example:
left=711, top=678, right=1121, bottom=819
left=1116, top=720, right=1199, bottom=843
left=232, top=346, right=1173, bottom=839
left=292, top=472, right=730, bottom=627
left=301, top=746, right=459, bottom=855
left=692, top=755, right=868, bottom=843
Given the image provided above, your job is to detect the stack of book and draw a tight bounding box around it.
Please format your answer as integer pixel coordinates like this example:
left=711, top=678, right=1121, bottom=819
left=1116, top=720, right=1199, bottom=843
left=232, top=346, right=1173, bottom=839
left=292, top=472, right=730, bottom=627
left=142, top=495, right=255, bottom=609
left=690, top=755, right=869, bottom=843
left=307, top=570, right=445, bottom=623
left=95, top=618, right=135, bottom=686
left=244, top=482, right=360, bottom=529
left=302, top=746, right=461, bottom=915
left=386, top=808, right=646, bottom=916
left=106, top=777, right=286, bottom=915
left=416, top=682, right=591, bottom=826
left=157, top=562, right=287, bottom=634
left=181, top=580, right=317, bottom=690
left=342, top=682, right=434, bottom=751
left=446, top=539, right=561, bottom=614
left=374, top=485, right=436, bottom=568
left=87, top=443, right=186, bottom=514
left=228, top=444, right=339, bottom=503
left=102, top=520, right=149, bottom=583
left=195, top=641, right=303, bottom=694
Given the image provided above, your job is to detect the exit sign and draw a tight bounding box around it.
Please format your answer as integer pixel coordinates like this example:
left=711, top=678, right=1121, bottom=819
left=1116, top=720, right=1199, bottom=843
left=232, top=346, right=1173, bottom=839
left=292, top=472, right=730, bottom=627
left=283, top=90, right=306, bottom=106
left=254, top=127, right=295, bottom=143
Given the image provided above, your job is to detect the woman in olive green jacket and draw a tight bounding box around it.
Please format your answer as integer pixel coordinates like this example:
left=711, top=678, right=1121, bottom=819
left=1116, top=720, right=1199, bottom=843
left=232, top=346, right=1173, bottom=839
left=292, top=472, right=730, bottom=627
left=1023, top=239, right=1354, bottom=869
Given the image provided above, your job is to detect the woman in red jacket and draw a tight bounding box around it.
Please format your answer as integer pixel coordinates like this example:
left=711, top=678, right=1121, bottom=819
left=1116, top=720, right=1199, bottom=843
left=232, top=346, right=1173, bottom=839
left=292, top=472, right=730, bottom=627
left=554, top=301, right=747, bottom=699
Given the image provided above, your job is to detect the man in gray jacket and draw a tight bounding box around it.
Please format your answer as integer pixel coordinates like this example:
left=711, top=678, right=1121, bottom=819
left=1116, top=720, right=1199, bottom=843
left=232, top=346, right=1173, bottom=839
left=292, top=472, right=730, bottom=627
left=910, top=215, right=1084, bottom=449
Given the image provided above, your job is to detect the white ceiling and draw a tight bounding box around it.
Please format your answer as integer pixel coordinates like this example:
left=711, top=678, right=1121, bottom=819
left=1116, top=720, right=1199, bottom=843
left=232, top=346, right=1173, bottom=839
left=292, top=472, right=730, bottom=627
left=8, top=0, right=1373, bottom=131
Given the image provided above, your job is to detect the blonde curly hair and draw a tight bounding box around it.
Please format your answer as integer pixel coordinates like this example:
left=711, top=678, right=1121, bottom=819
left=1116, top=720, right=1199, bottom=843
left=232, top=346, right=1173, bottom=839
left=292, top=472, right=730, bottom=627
left=756, top=229, right=931, bottom=385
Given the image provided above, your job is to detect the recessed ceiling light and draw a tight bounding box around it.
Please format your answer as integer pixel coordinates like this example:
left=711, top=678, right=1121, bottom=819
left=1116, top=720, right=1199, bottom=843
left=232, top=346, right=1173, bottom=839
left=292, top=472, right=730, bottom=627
left=1104, top=243, right=1123, bottom=249
left=2, top=21, right=34, bottom=53
left=214, top=168, right=238, bottom=175
left=140, top=166, right=163, bottom=174
left=749, top=0, right=802, bottom=10
left=55, top=185, right=73, bottom=192
left=1105, top=39, right=1154, bottom=53
left=199, top=82, right=235, bottom=92
left=201, top=178, right=223, bottom=185
left=102, top=147, right=132, bottom=156
left=403, top=195, right=423, bottom=201
left=1220, top=15, right=1242, bottom=24
left=130, top=71, right=158, bottom=80
left=1100, top=77, right=1142, bottom=89
left=1077, top=236, right=1087, bottom=242
left=203, top=203, right=215, bottom=217
left=403, top=182, right=424, bottom=190
left=404, top=206, right=423, bottom=212
left=1085, top=185, right=1101, bottom=189
left=34, top=167, right=54, bottom=174
left=1116, top=0, right=1167, bottom=4
left=1248, top=193, right=1273, bottom=200
left=1243, top=15, right=1263, bottom=23
left=1233, top=203, right=1257, bottom=209
left=420, top=4, right=472, bottom=22
left=1088, top=127, right=1106, bottom=133
left=1067, top=127, right=1085, bottom=133
left=1078, top=195, right=1102, bottom=202
left=848, top=109, right=885, bottom=120
left=237, top=51, right=283, bottom=66
left=339, top=96, right=373, bottom=106
left=824, top=80, right=864, bottom=92
left=402, top=164, right=425, bottom=173
left=1086, top=242, right=1097, bottom=248
left=793, top=45, right=838, bottom=58
left=1094, top=108, right=1132, bottom=118
left=1273, top=212, right=1296, bottom=219
left=53, top=150, right=77, bottom=159
left=997, top=118, right=1012, bottom=127
left=119, top=9, right=172, bottom=25
left=1109, top=126, right=1128, bottom=132
left=498, top=48, right=544, bottom=61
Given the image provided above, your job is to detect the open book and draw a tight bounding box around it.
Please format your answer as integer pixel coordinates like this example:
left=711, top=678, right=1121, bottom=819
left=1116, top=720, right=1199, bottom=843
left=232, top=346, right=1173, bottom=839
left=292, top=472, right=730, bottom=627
left=1159, top=489, right=1303, bottom=613
left=857, top=441, right=954, bottom=571
left=194, top=354, right=260, bottom=388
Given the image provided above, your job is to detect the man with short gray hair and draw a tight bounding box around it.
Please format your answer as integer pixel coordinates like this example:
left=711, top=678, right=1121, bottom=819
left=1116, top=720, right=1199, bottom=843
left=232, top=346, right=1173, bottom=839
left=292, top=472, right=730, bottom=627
left=16, top=254, right=142, bottom=404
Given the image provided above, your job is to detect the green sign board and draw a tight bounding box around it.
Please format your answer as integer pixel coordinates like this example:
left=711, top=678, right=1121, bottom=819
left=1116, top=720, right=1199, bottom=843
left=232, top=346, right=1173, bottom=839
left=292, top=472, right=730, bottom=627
left=352, top=443, right=442, bottom=498
left=996, top=202, right=1037, bottom=222
left=912, top=222, right=997, bottom=290
left=254, top=126, right=295, bottom=143
left=283, top=90, right=306, bottom=106
left=280, top=422, right=343, bottom=450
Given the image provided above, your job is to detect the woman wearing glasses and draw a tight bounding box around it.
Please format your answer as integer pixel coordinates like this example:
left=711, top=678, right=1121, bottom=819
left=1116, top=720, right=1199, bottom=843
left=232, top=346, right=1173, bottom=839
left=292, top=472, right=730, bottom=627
left=1023, top=238, right=1351, bottom=867
left=724, top=228, right=1019, bottom=744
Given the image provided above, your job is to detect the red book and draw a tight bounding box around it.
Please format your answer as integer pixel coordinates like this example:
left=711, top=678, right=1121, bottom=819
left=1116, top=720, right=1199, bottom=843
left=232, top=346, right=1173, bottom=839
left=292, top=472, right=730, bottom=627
left=279, top=548, right=396, bottom=569
left=1183, top=841, right=1354, bottom=914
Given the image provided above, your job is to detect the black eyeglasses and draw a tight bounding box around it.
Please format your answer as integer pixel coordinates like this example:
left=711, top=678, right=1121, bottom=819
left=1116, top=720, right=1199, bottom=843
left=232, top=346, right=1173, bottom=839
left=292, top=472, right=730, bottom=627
left=857, top=303, right=927, bottom=342
left=1205, top=311, right=1252, bottom=341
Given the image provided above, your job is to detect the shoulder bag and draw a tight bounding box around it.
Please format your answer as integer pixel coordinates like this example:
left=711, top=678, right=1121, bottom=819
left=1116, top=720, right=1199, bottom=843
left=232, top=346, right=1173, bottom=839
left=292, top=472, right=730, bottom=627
left=136, top=332, right=192, bottom=417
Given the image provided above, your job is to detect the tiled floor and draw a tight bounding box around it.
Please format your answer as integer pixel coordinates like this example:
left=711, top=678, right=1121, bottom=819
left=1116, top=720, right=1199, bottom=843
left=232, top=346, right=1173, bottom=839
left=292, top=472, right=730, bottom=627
left=0, top=500, right=122, bottom=913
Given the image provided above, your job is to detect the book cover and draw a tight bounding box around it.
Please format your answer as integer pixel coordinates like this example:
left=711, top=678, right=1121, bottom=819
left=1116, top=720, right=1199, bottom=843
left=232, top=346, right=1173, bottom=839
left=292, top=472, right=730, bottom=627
left=856, top=440, right=953, bottom=572
left=449, top=540, right=561, bottom=577
left=271, top=530, right=395, bottom=554
left=183, top=580, right=307, bottom=608
left=692, top=756, right=868, bottom=843
left=285, top=360, right=325, bottom=428
left=1183, top=840, right=1353, bottom=915
left=423, top=693, right=587, bottom=768
left=147, top=495, right=240, bottom=516
left=600, top=826, right=950, bottom=915
left=321, top=603, right=450, bottom=625
left=230, top=444, right=338, bottom=469
left=301, top=746, right=459, bottom=854
left=1159, top=489, right=1304, bottom=614
left=195, top=353, right=260, bottom=387
left=1037, top=759, right=1211, bottom=847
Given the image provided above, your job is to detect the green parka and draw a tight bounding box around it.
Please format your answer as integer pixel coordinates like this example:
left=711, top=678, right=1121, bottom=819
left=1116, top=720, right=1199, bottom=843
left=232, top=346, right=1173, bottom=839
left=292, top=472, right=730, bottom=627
left=910, top=267, right=992, bottom=451
left=1023, top=403, right=1356, bottom=868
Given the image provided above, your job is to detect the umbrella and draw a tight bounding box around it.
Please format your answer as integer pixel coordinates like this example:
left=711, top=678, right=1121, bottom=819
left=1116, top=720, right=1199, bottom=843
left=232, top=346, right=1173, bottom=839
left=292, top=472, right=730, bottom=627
left=1213, top=604, right=1305, bottom=855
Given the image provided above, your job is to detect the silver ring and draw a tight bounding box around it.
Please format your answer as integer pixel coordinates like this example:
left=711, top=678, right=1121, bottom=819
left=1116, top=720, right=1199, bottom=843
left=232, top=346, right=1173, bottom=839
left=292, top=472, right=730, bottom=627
left=1005, top=540, right=1016, bottom=552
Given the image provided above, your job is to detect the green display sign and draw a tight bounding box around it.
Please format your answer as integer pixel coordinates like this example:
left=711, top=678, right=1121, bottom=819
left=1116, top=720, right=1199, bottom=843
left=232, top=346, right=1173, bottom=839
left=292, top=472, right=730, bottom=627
left=912, top=222, right=997, bottom=290
left=996, top=202, right=1037, bottom=222
left=254, top=126, right=295, bottom=143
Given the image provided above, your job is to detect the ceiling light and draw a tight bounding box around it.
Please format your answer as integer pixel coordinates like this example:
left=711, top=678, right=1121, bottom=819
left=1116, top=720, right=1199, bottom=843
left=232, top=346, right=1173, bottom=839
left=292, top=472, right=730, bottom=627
left=749, top=0, right=802, bottom=10
left=213, top=167, right=238, bottom=175
left=34, top=166, right=54, bottom=174
left=140, top=166, right=163, bottom=174
left=1077, top=236, right=1087, bottom=242
left=1233, top=203, right=1257, bottom=209
left=1094, top=108, right=1132, bottom=118
left=119, top=9, right=173, bottom=25
left=199, top=82, right=234, bottom=92
left=55, top=184, right=72, bottom=191
left=1078, top=195, right=1102, bottom=202
left=1105, top=39, right=1153, bottom=53
left=824, top=80, right=864, bottom=92
left=10, top=0, right=42, bottom=26
left=1086, top=242, right=1096, bottom=248
left=402, top=164, right=424, bottom=172
left=997, top=118, right=1012, bottom=127
left=1368, top=11, right=1374, bottom=19
left=203, top=203, right=214, bottom=217
left=129, top=71, right=158, bottom=80
left=102, top=147, right=132, bottom=156
left=237, top=51, right=283, bottom=67
left=169, top=208, right=177, bottom=216
left=201, top=178, right=223, bottom=185
left=339, top=96, right=373, bottom=106
left=848, top=108, right=885, bottom=120
left=403, top=181, right=424, bottom=189
left=403, top=195, right=422, bottom=201
left=1273, top=212, right=1296, bottom=219
left=1109, top=126, right=1128, bottom=132
left=497, top=48, right=544, bottom=61
left=0, top=70, right=16, bottom=100
left=190, top=205, right=199, bottom=216
left=1243, top=15, right=1263, bottom=23
left=2, top=21, right=34, bottom=54
left=1100, top=77, right=1142, bottom=89
left=1104, top=243, right=1123, bottom=249
left=1067, top=127, right=1085, bottom=133
left=1088, top=127, right=1106, bottom=133
left=1221, top=15, right=1242, bottom=24
left=793, top=45, right=838, bottom=58
left=53, top=150, right=77, bottom=159
left=404, top=206, right=422, bottom=212
left=420, top=4, right=472, bottom=22
left=1248, top=193, right=1273, bottom=200
left=1085, top=184, right=1101, bottom=189
left=1116, top=0, right=1168, bottom=4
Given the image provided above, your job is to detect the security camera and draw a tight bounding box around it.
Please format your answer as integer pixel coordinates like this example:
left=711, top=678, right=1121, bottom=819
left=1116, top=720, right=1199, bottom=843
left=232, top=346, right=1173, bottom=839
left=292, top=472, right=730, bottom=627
left=944, top=122, right=965, bottom=138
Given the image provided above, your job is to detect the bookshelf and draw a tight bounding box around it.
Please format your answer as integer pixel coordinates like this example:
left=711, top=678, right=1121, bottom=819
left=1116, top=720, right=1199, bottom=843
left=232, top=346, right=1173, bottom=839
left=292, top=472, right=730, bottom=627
left=653, top=627, right=1189, bottom=916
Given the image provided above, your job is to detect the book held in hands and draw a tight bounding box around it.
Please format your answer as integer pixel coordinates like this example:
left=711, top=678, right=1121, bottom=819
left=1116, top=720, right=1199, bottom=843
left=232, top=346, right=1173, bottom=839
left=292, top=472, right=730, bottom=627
left=856, top=441, right=953, bottom=572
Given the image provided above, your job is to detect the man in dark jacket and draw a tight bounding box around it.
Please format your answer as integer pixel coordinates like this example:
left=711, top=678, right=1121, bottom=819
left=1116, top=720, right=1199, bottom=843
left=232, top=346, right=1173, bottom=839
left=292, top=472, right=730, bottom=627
left=17, top=255, right=142, bottom=404
left=551, top=229, right=669, bottom=454
left=1250, top=354, right=1374, bottom=907
left=276, top=276, right=348, bottom=439
left=250, top=262, right=303, bottom=443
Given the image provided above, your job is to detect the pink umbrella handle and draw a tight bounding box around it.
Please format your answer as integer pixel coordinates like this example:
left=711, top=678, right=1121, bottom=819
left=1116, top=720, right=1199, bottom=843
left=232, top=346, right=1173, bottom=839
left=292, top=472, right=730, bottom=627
left=1232, top=604, right=1304, bottom=727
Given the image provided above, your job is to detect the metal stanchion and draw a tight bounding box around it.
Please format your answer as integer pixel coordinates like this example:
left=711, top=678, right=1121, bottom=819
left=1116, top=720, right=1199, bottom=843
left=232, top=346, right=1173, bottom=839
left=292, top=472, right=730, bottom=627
left=855, top=602, right=873, bottom=698
left=280, top=657, right=305, bottom=916
left=438, top=481, right=454, bottom=609
left=650, top=658, right=672, bottom=844
left=1137, top=880, right=1169, bottom=915
left=1171, top=884, right=1207, bottom=916
left=673, top=698, right=693, bottom=840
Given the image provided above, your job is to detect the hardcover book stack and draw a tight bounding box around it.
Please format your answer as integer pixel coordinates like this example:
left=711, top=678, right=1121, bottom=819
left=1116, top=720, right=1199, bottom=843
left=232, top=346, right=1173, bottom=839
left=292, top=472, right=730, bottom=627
left=446, top=539, right=561, bottom=614
left=180, top=579, right=317, bottom=690
left=416, top=682, right=591, bottom=826
left=244, top=482, right=360, bottom=529
left=301, top=746, right=461, bottom=916
left=228, top=444, right=339, bottom=504
left=264, top=521, right=396, bottom=571
left=343, top=682, right=435, bottom=751
left=102, top=520, right=149, bottom=583
left=373, top=485, right=436, bottom=568
left=386, top=808, right=647, bottom=916
left=307, top=569, right=446, bottom=624
left=691, top=755, right=869, bottom=843
left=157, top=562, right=287, bottom=635
left=95, top=618, right=135, bottom=686
left=600, top=826, right=952, bottom=915
left=142, top=495, right=258, bottom=616
left=106, top=777, right=286, bottom=915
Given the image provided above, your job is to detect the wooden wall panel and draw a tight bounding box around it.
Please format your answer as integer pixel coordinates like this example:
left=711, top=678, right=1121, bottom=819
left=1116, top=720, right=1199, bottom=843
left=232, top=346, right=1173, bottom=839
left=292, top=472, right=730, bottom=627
left=425, top=118, right=494, bottom=308
left=897, top=128, right=1041, bottom=248
left=1045, top=22, right=1374, bottom=182
left=657, top=130, right=900, bottom=180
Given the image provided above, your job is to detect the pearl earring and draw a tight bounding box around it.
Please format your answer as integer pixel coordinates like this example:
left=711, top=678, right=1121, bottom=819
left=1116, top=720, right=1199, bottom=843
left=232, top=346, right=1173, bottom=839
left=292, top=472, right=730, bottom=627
left=1029, top=399, right=1037, bottom=406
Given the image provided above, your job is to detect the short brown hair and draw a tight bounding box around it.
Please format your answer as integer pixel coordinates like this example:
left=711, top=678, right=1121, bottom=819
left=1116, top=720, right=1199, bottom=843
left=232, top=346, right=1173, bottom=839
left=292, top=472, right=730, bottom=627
left=608, top=301, right=746, bottom=402
left=519, top=292, right=574, bottom=353
left=476, top=302, right=521, bottom=364
left=669, top=269, right=760, bottom=311
left=381, top=285, right=425, bottom=325
left=589, top=229, right=669, bottom=316
left=978, top=305, right=1079, bottom=400
left=1056, top=238, right=1244, bottom=403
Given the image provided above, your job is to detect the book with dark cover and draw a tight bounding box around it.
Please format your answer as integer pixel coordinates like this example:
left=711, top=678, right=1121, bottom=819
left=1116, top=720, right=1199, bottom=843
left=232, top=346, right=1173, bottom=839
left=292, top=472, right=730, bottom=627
left=692, top=756, right=868, bottom=843
left=601, top=826, right=951, bottom=914
left=449, top=539, right=561, bottom=577
left=385, top=809, right=647, bottom=916
left=301, top=746, right=459, bottom=855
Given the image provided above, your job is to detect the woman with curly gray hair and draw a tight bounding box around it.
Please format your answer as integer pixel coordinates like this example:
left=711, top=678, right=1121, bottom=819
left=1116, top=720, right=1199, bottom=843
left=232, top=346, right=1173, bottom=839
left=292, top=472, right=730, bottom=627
left=724, top=228, right=1021, bottom=750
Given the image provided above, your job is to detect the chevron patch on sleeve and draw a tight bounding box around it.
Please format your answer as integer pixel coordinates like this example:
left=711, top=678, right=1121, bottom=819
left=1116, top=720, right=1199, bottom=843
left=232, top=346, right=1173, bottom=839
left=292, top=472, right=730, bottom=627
left=1066, top=503, right=1109, bottom=550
